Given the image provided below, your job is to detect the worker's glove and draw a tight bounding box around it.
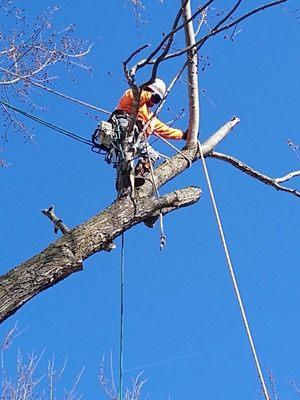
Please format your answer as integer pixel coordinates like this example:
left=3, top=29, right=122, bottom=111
left=182, top=129, right=188, bottom=140
left=151, top=94, right=161, bottom=104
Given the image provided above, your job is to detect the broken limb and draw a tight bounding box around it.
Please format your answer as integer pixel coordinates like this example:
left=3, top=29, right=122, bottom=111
left=209, top=151, right=300, bottom=198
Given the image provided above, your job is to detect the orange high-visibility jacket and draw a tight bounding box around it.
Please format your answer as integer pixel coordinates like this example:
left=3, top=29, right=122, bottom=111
left=116, top=89, right=184, bottom=140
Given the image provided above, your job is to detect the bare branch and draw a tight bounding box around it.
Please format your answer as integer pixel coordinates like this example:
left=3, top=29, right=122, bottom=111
left=212, top=0, right=243, bottom=31
left=182, top=0, right=200, bottom=145
left=164, top=0, right=288, bottom=61
left=201, top=116, right=240, bottom=154
left=274, top=170, right=300, bottom=183
left=0, top=4, right=95, bottom=138
left=209, top=151, right=300, bottom=198
left=124, top=44, right=150, bottom=71
left=143, top=0, right=190, bottom=86
left=0, top=66, right=111, bottom=115
left=41, top=205, right=70, bottom=235
left=134, top=0, right=214, bottom=74
left=194, top=9, right=207, bottom=36
left=137, top=118, right=240, bottom=195
left=210, top=0, right=287, bottom=39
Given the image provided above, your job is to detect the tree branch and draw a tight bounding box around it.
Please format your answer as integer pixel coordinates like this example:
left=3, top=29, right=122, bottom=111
left=163, top=0, right=288, bottom=61
left=275, top=170, right=300, bottom=183
left=209, top=151, right=300, bottom=198
left=0, top=186, right=201, bottom=323
left=182, top=0, right=200, bottom=146
left=138, top=117, right=240, bottom=195
left=41, top=205, right=70, bottom=234
left=134, top=0, right=213, bottom=77
left=0, top=66, right=111, bottom=115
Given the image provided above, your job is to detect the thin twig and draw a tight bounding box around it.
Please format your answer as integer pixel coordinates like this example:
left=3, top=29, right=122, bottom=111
left=0, top=66, right=111, bottom=115
left=164, top=0, right=287, bottom=60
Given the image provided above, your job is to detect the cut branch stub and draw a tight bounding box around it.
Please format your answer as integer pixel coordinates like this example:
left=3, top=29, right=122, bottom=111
left=41, top=205, right=70, bottom=234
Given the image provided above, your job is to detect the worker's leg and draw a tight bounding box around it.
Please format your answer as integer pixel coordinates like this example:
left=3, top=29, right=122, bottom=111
left=115, top=117, right=136, bottom=195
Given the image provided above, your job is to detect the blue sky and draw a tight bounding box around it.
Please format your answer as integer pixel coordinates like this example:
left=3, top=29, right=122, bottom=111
left=1, top=0, right=300, bottom=398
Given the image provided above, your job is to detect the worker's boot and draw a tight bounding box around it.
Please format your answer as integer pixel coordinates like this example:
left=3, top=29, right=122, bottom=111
left=134, top=158, right=151, bottom=188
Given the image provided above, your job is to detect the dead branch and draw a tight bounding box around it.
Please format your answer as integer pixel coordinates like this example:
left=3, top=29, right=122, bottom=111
left=41, top=205, right=70, bottom=234
left=274, top=170, right=300, bottom=183
left=209, top=151, right=300, bottom=198
left=201, top=117, right=240, bottom=154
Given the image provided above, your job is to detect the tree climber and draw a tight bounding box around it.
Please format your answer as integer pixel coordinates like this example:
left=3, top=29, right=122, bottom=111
left=92, top=78, right=187, bottom=194
left=112, top=78, right=187, bottom=191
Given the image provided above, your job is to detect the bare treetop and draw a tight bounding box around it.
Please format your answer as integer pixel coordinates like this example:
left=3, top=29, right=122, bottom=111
left=0, top=2, right=92, bottom=142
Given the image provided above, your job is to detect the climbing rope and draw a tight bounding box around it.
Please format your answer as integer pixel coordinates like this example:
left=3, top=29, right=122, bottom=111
left=196, top=140, right=270, bottom=400
left=119, top=233, right=125, bottom=400
left=144, top=124, right=270, bottom=399
left=152, top=132, right=192, bottom=167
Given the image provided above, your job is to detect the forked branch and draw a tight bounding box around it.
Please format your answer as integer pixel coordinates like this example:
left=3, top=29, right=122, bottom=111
left=209, top=151, right=300, bottom=198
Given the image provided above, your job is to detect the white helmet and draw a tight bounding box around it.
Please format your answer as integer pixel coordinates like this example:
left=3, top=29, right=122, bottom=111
left=147, top=78, right=166, bottom=99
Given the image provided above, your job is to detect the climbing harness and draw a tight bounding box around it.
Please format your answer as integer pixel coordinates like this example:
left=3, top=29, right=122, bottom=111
left=92, top=111, right=142, bottom=166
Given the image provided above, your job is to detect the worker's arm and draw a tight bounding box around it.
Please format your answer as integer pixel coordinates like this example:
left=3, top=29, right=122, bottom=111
left=153, top=118, right=184, bottom=140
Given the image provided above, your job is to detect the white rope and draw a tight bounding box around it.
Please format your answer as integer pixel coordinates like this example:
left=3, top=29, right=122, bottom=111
left=196, top=140, right=270, bottom=400
left=150, top=131, right=270, bottom=398
left=152, top=132, right=192, bottom=166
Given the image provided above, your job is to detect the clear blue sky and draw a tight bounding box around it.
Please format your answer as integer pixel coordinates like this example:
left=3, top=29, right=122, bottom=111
left=1, top=1, right=300, bottom=398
